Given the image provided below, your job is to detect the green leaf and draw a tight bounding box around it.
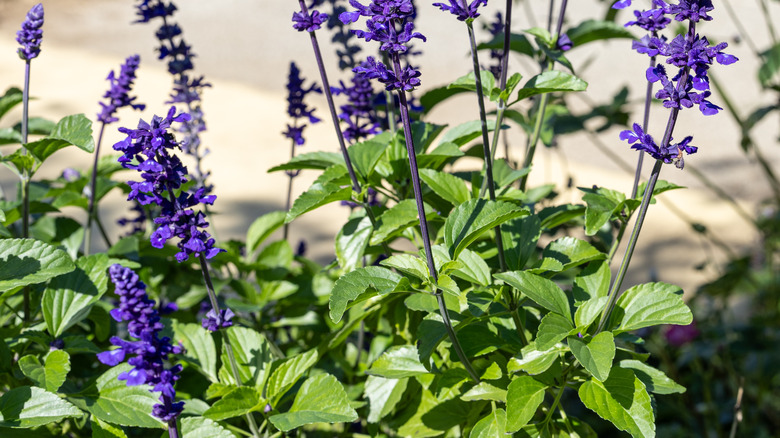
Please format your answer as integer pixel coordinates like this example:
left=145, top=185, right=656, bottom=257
left=285, top=182, right=352, bottom=223
left=246, top=211, right=286, bottom=253
left=536, top=313, right=575, bottom=351
left=0, top=87, right=23, bottom=121
left=329, top=266, right=407, bottom=323
left=172, top=321, right=218, bottom=383
left=367, top=345, right=430, bottom=379
left=336, top=215, right=373, bottom=272
left=449, top=70, right=498, bottom=101
left=526, top=27, right=554, bottom=46
left=470, top=409, right=507, bottom=438
left=569, top=332, right=615, bottom=382
left=611, top=282, right=692, bottom=332
left=759, top=41, right=780, bottom=88
left=501, top=215, right=541, bottom=271
left=18, top=350, right=70, bottom=392
left=23, top=114, right=95, bottom=163
left=364, top=376, right=409, bottom=423
left=91, top=418, right=127, bottom=438
left=583, top=192, right=620, bottom=236
left=575, top=296, right=608, bottom=329
left=500, top=73, right=524, bottom=102
left=268, top=151, right=343, bottom=172
left=438, top=119, right=500, bottom=146
left=567, top=19, right=636, bottom=47
left=461, top=381, right=507, bottom=403
left=444, top=199, right=528, bottom=259
left=578, top=368, right=655, bottom=438
left=380, top=254, right=429, bottom=282
left=266, top=349, right=319, bottom=405
left=476, top=32, right=535, bottom=57
left=506, top=376, right=547, bottom=432
left=42, top=254, right=109, bottom=337
left=419, top=85, right=469, bottom=115
left=508, top=342, right=565, bottom=375
left=203, top=386, right=262, bottom=421
left=180, top=417, right=234, bottom=438
left=0, top=128, right=23, bottom=146
left=268, top=374, right=358, bottom=432
left=619, top=360, right=685, bottom=395
left=541, top=237, right=605, bottom=272
left=513, top=71, right=588, bottom=102
left=492, top=158, right=530, bottom=187
left=451, top=249, right=491, bottom=287
left=219, top=326, right=272, bottom=388
left=419, top=168, right=470, bottom=206
left=348, top=133, right=392, bottom=179
left=495, top=271, right=571, bottom=322
left=370, top=199, right=436, bottom=245
left=0, top=239, right=75, bottom=293
left=87, top=363, right=164, bottom=428
left=0, top=386, right=81, bottom=428
left=417, top=141, right=465, bottom=169
left=573, top=260, right=611, bottom=303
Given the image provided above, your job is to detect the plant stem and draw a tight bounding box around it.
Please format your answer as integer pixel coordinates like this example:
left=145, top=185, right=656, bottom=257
left=85, top=122, right=107, bottom=256
left=283, top=135, right=298, bottom=240
left=21, top=60, right=32, bottom=323
left=390, top=52, right=480, bottom=383
left=161, top=395, right=181, bottom=438
left=631, top=50, right=657, bottom=199
left=542, top=381, right=568, bottom=426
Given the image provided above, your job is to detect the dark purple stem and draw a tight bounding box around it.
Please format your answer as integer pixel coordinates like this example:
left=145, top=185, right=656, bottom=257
left=85, top=122, right=107, bottom=255
left=631, top=34, right=659, bottom=199
left=21, top=59, right=31, bottom=323
left=163, top=396, right=180, bottom=438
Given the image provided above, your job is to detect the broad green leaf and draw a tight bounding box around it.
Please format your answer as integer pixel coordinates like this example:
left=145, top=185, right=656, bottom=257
left=455, top=323, right=504, bottom=357
left=637, top=179, right=684, bottom=199
left=395, top=387, right=451, bottom=437
left=173, top=321, right=218, bottom=383
left=0, top=386, right=81, bottom=428
left=370, top=199, right=436, bottom=245
left=470, top=408, right=507, bottom=438
left=364, top=376, right=409, bottom=423
left=203, top=386, right=262, bottom=421
left=513, top=71, right=588, bottom=102
left=23, top=114, right=95, bottom=163
left=758, top=41, right=780, bottom=88
left=256, top=240, right=293, bottom=269
left=348, top=132, right=392, bottom=179
left=438, top=119, right=500, bottom=146
left=91, top=418, right=127, bottom=438
left=444, top=199, right=528, bottom=259
left=495, top=271, right=571, bottom=322
left=508, top=342, right=565, bottom=375
left=461, top=381, right=507, bottom=403
left=501, top=215, right=541, bottom=271
left=285, top=182, right=352, bottom=223
left=419, top=85, right=469, bottom=115
left=536, top=313, right=575, bottom=351
left=246, top=211, right=286, bottom=253
left=506, top=376, right=547, bottom=432
left=336, top=215, right=373, bottom=272
left=611, top=282, right=692, bottom=332
left=541, top=237, right=605, bottom=272
left=619, top=360, right=685, bottom=395
left=567, top=19, right=635, bottom=47
left=476, top=32, right=535, bottom=57
left=583, top=191, right=621, bottom=236
left=492, top=159, right=530, bottom=187
left=87, top=364, right=163, bottom=428
left=219, top=326, right=272, bottom=388
left=367, top=345, right=430, bottom=379
left=573, top=260, right=611, bottom=303
left=0, top=149, right=35, bottom=175
left=436, top=274, right=462, bottom=297
left=575, top=296, right=608, bottom=329
left=417, top=141, right=465, bottom=169
left=180, top=417, right=234, bottom=438
left=266, top=349, right=319, bottom=405
left=18, top=350, right=70, bottom=392
left=268, top=151, right=343, bottom=172
left=451, top=248, right=491, bottom=287
left=0, top=87, right=23, bottom=121
left=419, top=168, right=470, bottom=206
left=0, top=128, right=22, bottom=146
left=313, top=164, right=351, bottom=186
left=449, top=70, right=498, bottom=101
left=569, top=332, right=615, bottom=382
left=42, top=253, right=109, bottom=337
left=500, top=73, right=524, bottom=102
left=268, top=374, right=358, bottom=432
left=329, top=266, right=408, bottom=323
left=380, top=254, right=429, bottom=282
left=0, top=239, right=75, bottom=293
left=578, top=368, right=655, bottom=438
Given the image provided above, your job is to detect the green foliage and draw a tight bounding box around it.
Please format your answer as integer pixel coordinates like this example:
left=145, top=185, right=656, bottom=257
left=268, top=374, right=358, bottom=432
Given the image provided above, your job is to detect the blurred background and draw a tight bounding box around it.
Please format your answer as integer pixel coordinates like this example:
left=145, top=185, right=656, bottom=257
left=0, top=1, right=778, bottom=434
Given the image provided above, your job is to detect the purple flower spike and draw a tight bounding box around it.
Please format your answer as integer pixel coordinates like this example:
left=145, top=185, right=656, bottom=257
left=292, top=8, right=329, bottom=32
left=97, top=264, right=184, bottom=422
left=16, top=3, right=44, bottom=61
left=283, top=62, right=322, bottom=147
left=433, top=0, right=487, bottom=22
left=97, top=55, right=146, bottom=124
left=202, top=308, right=234, bottom=332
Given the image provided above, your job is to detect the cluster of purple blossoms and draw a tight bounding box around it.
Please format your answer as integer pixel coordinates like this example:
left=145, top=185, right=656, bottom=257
left=484, top=12, right=504, bottom=79
left=16, top=3, right=44, bottom=61
left=433, top=0, right=487, bottom=22
left=332, top=72, right=382, bottom=142
left=97, top=55, right=146, bottom=124
left=284, top=62, right=322, bottom=147
left=97, top=264, right=184, bottom=423
left=620, top=123, right=697, bottom=168
left=113, top=107, right=223, bottom=263
left=292, top=7, right=328, bottom=32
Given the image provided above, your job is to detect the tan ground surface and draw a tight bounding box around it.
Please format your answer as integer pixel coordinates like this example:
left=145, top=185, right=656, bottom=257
left=0, top=0, right=777, bottom=295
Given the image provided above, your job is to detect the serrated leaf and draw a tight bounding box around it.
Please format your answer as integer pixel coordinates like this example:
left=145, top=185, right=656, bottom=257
left=0, top=239, right=75, bottom=293
left=367, top=345, right=430, bottom=379
left=180, top=417, right=234, bottom=438
left=419, top=168, right=470, bottom=206
left=536, top=312, right=575, bottom=351
left=268, top=151, right=343, bottom=172
left=451, top=249, right=491, bottom=287
left=329, top=266, right=407, bottom=323
left=495, top=271, right=571, bottom=322
left=569, top=332, right=615, bottom=382
left=461, top=381, right=507, bottom=402
left=444, top=199, right=528, bottom=259
left=268, top=374, right=358, bottom=432
left=619, top=360, right=685, bottom=395
left=0, top=386, right=82, bottom=428
left=219, top=326, right=272, bottom=389
left=506, top=376, right=547, bottom=432
left=23, top=114, right=94, bottom=163
left=364, top=376, right=409, bottom=423
left=508, top=342, right=565, bottom=375
left=18, top=350, right=70, bottom=392
left=86, top=364, right=163, bottom=428
left=246, top=211, right=286, bottom=253
left=203, top=386, right=262, bottom=421
left=348, top=132, right=392, bottom=179
left=380, top=254, right=429, bottom=282
left=578, top=368, right=655, bottom=438
left=513, top=71, right=588, bottom=102
left=541, top=236, right=605, bottom=272
left=91, top=418, right=127, bottom=438
left=470, top=408, right=507, bottom=438
left=573, top=260, right=611, bottom=303
left=42, top=254, right=109, bottom=337
left=370, top=199, right=436, bottom=245
left=611, top=282, right=692, bottom=333
left=575, top=296, right=608, bottom=329
left=285, top=182, right=352, bottom=223
left=567, top=19, right=636, bottom=47
left=336, top=215, right=373, bottom=272
left=501, top=215, right=541, bottom=271
left=173, top=321, right=218, bottom=383
left=267, top=349, right=318, bottom=405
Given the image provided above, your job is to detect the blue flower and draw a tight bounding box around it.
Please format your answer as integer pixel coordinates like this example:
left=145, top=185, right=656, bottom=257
left=620, top=123, right=697, bottom=168
left=332, top=71, right=381, bottom=142
left=16, top=3, right=44, bottom=61
left=624, top=1, right=670, bottom=32
left=97, top=264, right=184, bottom=422
left=292, top=8, right=329, bottom=32
left=284, top=62, right=322, bottom=146
left=433, top=0, right=487, bottom=22
left=97, top=55, right=146, bottom=124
